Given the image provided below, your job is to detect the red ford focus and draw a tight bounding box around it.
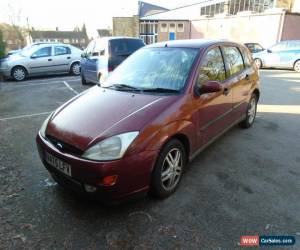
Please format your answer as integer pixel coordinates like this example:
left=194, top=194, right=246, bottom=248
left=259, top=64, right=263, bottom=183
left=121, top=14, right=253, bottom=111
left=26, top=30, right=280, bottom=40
left=36, top=39, right=260, bottom=202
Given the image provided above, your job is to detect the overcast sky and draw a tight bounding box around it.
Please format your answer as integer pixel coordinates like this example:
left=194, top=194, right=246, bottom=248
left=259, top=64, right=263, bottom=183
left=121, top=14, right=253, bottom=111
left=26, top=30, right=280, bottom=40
left=0, top=0, right=201, bottom=37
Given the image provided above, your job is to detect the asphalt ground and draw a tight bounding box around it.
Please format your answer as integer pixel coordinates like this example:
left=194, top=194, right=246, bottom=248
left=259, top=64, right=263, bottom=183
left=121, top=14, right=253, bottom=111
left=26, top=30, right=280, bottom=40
left=0, top=70, right=299, bottom=249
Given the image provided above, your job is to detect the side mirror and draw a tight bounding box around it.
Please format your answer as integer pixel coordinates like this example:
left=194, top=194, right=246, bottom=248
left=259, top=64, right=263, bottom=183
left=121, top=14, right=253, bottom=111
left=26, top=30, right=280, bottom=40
left=30, top=55, right=37, bottom=59
left=81, top=53, right=87, bottom=58
left=195, top=81, right=222, bottom=96
left=267, top=49, right=272, bottom=53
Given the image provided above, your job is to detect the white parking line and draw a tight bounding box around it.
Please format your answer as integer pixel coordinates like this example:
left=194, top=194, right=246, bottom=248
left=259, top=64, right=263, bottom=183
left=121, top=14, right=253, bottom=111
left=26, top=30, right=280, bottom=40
left=0, top=111, right=52, bottom=121
left=63, top=81, right=79, bottom=95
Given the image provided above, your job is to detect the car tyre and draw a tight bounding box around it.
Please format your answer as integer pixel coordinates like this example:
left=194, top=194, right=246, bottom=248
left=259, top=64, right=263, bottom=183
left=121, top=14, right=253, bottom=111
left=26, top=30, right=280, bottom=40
left=70, top=62, right=81, bottom=76
left=11, top=66, right=27, bottom=81
left=293, top=60, right=300, bottom=72
left=240, top=93, right=258, bottom=129
left=150, top=139, right=186, bottom=198
left=254, top=58, right=262, bottom=69
left=81, top=73, right=88, bottom=85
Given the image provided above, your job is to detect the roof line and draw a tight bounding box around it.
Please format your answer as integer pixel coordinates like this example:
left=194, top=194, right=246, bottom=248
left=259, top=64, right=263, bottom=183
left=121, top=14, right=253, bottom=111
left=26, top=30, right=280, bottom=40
left=141, top=0, right=217, bottom=18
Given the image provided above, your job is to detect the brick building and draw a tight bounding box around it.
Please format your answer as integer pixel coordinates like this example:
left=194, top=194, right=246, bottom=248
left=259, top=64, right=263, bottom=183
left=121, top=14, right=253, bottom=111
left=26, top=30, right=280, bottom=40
left=113, top=0, right=300, bottom=47
left=27, top=27, right=89, bottom=49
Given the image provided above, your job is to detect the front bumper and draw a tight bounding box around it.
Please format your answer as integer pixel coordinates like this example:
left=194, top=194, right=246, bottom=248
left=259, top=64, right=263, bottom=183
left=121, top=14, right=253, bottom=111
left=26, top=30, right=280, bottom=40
left=36, top=133, right=158, bottom=202
left=0, top=68, right=11, bottom=78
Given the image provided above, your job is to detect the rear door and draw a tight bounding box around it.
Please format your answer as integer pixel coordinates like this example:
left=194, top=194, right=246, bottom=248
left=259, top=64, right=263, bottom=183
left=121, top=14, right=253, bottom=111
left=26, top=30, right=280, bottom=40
left=279, top=41, right=300, bottom=68
left=108, top=39, right=145, bottom=71
left=223, top=45, right=255, bottom=118
left=52, top=45, right=72, bottom=72
left=195, top=46, right=234, bottom=146
left=28, top=46, right=54, bottom=74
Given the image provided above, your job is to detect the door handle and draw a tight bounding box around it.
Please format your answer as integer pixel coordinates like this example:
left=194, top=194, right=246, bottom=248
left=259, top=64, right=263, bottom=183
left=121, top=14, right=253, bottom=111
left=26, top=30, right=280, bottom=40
left=48, top=58, right=52, bottom=61
left=223, top=88, right=230, bottom=96
left=67, top=56, right=71, bottom=59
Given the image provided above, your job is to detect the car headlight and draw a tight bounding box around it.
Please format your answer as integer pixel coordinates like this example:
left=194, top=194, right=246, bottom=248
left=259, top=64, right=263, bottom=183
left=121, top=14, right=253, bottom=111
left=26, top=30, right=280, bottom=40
left=82, top=131, right=139, bottom=161
left=39, top=113, right=52, bottom=138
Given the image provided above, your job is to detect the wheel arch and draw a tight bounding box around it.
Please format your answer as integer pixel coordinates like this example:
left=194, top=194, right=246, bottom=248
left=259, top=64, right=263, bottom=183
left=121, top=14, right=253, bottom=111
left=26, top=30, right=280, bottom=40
left=253, top=88, right=260, bottom=101
left=11, top=65, right=29, bottom=76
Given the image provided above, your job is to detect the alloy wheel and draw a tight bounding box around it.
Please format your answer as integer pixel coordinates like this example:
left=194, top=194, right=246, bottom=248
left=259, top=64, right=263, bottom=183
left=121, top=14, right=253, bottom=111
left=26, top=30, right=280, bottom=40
left=13, top=68, right=26, bottom=81
left=294, top=61, right=300, bottom=72
left=72, top=63, right=81, bottom=75
left=161, top=148, right=183, bottom=191
left=248, top=97, right=257, bottom=125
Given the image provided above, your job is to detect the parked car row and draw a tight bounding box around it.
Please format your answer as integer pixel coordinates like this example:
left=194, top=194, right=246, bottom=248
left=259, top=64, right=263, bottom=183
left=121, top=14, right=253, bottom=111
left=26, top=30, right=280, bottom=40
left=36, top=39, right=260, bottom=201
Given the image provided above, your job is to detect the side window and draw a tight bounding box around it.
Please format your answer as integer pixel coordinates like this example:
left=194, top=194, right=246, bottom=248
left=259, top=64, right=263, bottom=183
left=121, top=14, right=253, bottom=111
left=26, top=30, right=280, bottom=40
left=85, top=41, right=95, bottom=56
left=270, top=42, right=287, bottom=52
left=287, top=41, right=300, bottom=50
left=241, top=47, right=253, bottom=67
left=54, top=46, right=71, bottom=56
left=222, top=46, right=244, bottom=76
left=197, top=47, right=226, bottom=86
left=94, top=41, right=106, bottom=56
left=31, top=47, right=52, bottom=58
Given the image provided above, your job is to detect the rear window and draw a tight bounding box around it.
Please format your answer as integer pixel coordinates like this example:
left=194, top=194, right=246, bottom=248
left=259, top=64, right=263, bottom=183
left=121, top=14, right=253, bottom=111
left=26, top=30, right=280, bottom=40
left=109, top=39, right=145, bottom=56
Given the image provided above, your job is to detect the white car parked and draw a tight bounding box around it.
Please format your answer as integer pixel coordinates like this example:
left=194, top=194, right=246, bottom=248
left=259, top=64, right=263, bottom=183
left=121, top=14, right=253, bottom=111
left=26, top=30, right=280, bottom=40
left=0, top=43, right=82, bottom=81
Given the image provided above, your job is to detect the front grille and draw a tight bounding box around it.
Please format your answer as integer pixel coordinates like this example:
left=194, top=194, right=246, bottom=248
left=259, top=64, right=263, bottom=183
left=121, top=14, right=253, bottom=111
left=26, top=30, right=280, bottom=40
left=46, top=135, right=83, bottom=156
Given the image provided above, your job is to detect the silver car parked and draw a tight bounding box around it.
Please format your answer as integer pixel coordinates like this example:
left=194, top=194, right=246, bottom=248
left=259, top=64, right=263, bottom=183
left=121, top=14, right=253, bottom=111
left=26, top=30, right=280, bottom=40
left=253, top=40, right=300, bottom=72
left=0, top=43, right=82, bottom=81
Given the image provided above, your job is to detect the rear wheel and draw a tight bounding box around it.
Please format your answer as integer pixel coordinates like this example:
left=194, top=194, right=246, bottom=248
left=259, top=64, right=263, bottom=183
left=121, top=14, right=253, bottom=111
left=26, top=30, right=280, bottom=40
left=150, top=139, right=186, bottom=198
left=240, top=93, right=258, bottom=129
left=293, top=60, right=300, bottom=72
left=70, top=62, right=81, bottom=75
left=11, top=66, right=27, bottom=81
left=254, top=58, right=262, bottom=69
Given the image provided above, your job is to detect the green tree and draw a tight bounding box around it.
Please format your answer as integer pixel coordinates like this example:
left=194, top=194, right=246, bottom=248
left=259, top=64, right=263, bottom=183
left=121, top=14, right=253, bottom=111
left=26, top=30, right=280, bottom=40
left=0, top=30, right=6, bottom=58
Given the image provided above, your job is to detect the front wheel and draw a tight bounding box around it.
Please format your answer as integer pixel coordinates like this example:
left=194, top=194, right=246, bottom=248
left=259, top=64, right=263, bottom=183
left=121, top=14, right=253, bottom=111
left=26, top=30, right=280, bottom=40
left=12, top=66, right=27, bottom=81
left=240, top=94, right=258, bottom=129
left=293, top=60, right=300, bottom=72
left=150, top=139, right=186, bottom=198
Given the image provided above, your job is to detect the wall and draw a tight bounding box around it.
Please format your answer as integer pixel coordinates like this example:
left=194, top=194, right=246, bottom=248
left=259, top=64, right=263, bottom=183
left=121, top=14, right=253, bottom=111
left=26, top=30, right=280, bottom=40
left=281, top=13, right=300, bottom=40
left=191, top=11, right=285, bottom=48
left=157, top=21, right=190, bottom=42
left=292, top=0, right=300, bottom=13
left=113, top=16, right=139, bottom=37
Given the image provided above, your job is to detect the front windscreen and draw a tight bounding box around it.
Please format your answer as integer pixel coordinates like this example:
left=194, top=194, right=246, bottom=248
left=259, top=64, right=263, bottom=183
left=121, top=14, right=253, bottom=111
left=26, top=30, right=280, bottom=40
left=103, top=47, right=199, bottom=93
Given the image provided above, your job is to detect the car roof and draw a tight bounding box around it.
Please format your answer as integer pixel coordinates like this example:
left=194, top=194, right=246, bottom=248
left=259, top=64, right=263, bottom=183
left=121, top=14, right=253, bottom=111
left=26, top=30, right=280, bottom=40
left=146, top=39, right=243, bottom=49
left=95, top=37, right=143, bottom=43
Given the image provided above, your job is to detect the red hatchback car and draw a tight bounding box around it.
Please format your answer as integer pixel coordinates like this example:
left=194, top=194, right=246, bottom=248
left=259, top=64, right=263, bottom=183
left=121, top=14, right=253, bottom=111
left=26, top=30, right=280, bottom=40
left=36, top=39, right=260, bottom=202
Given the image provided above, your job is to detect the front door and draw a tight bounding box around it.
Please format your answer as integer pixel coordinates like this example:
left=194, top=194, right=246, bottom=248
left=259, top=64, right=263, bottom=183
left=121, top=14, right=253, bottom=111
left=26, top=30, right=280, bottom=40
left=28, top=46, right=54, bottom=74
left=194, top=46, right=234, bottom=147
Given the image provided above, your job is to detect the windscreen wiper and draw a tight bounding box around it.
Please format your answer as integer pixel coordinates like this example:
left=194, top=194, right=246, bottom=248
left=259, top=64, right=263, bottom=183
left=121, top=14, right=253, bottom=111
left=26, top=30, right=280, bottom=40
left=110, top=83, right=141, bottom=91
left=142, top=88, right=179, bottom=93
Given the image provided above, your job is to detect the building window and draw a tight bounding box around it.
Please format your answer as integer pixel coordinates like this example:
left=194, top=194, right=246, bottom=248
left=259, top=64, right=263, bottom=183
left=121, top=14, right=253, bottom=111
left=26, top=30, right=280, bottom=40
left=140, top=23, right=146, bottom=34
left=177, top=23, right=184, bottom=32
left=160, top=23, right=168, bottom=32
left=200, top=7, right=205, bottom=16
left=169, top=23, right=176, bottom=32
